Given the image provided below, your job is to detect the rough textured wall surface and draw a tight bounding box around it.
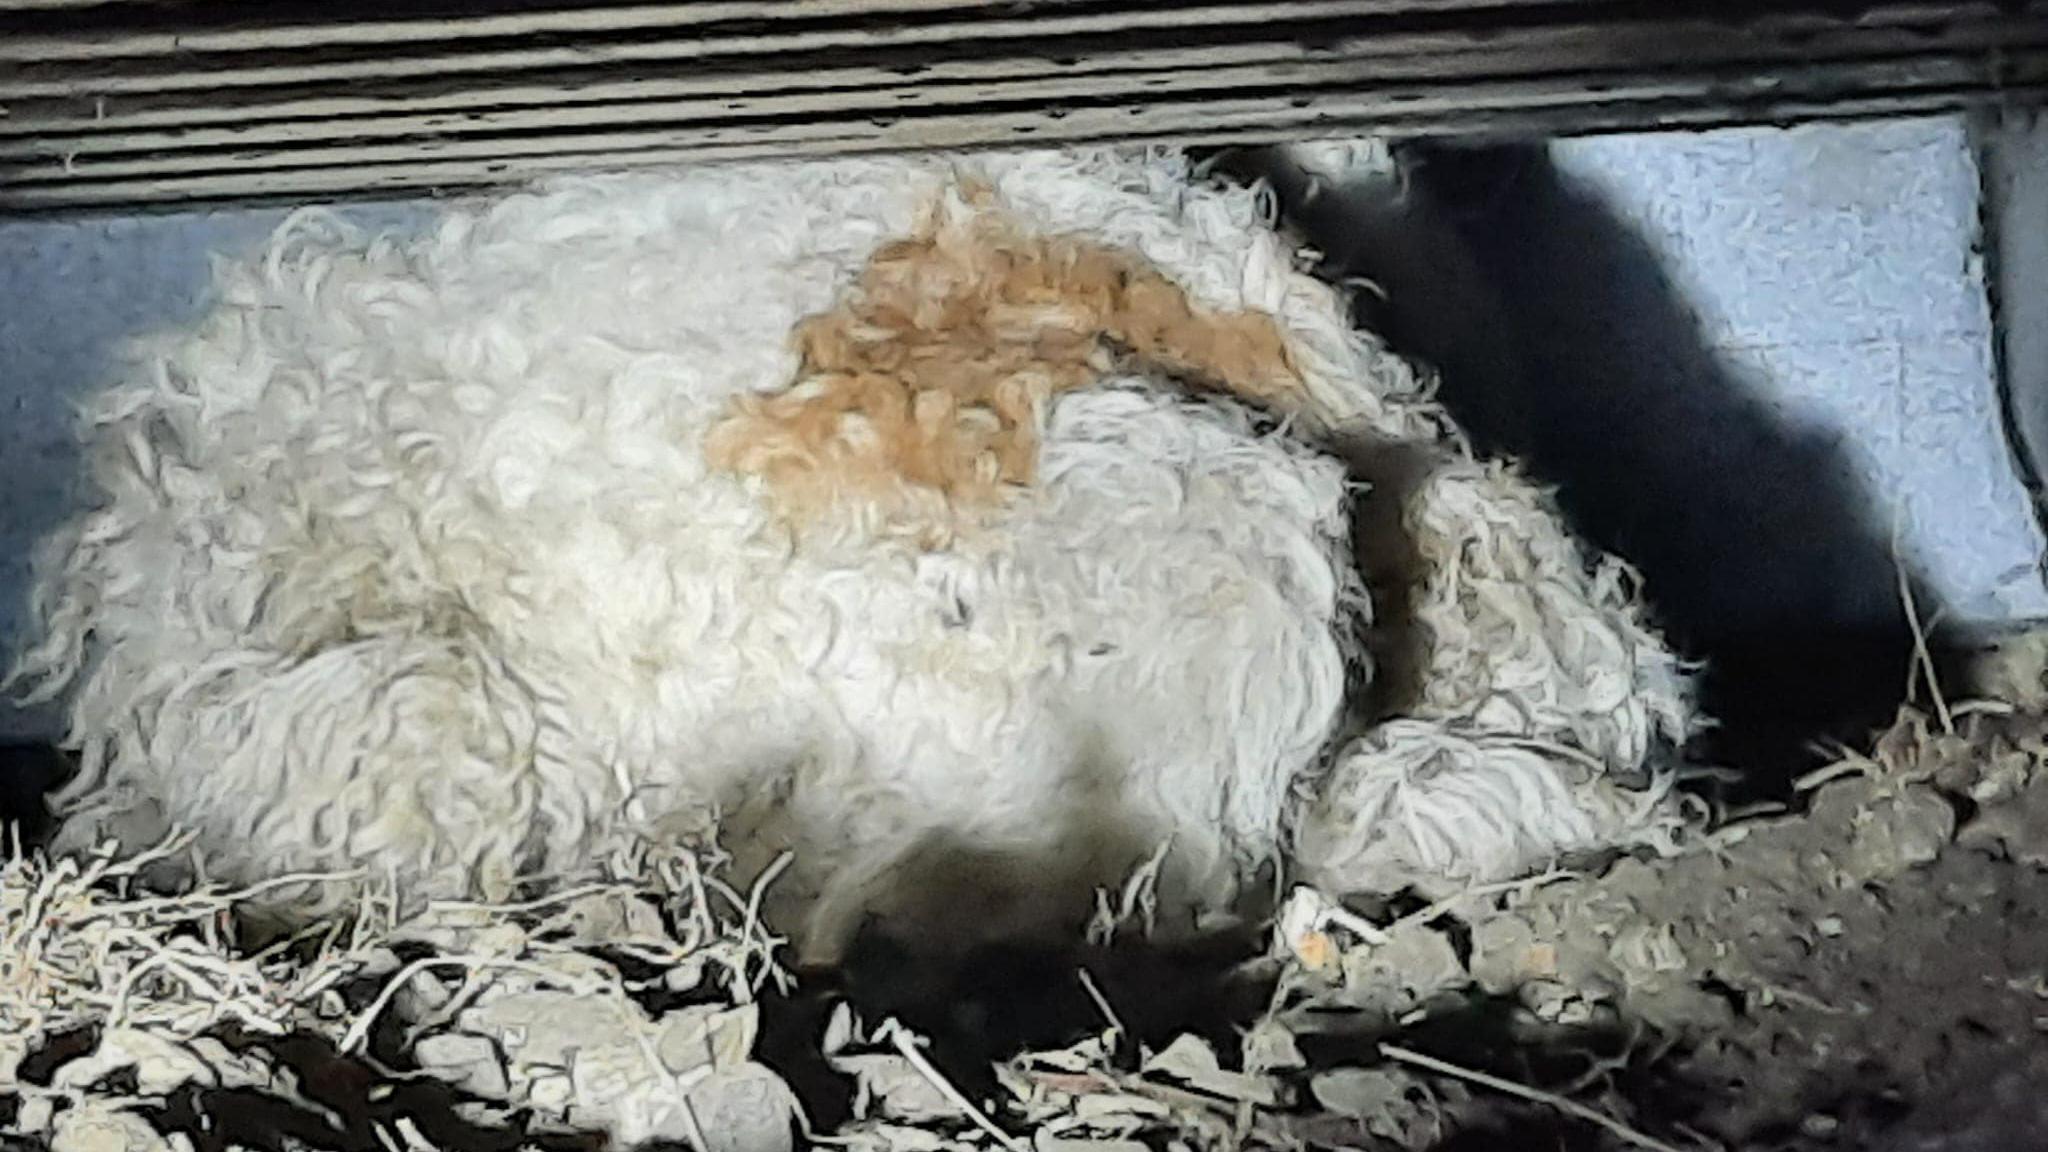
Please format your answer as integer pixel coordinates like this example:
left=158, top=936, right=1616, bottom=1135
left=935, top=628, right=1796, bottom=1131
left=1978, top=106, right=2048, bottom=588
left=1551, top=117, right=2048, bottom=627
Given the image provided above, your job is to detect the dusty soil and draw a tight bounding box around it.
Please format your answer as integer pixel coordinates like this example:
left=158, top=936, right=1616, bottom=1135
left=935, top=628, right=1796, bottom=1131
left=791, top=702, right=2048, bottom=1152
left=1246, top=704, right=2048, bottom=1152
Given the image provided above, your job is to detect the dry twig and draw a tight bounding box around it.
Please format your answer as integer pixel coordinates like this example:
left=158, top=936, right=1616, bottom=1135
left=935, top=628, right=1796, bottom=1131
left=1380, top=1043, right=1691, bottom=1152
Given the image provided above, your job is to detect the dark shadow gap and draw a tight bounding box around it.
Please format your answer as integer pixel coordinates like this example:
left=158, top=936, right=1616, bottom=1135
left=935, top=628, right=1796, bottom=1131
left=1205, top=139, right=1969, bottom=798
left=0, top=743, right=70, bottom=853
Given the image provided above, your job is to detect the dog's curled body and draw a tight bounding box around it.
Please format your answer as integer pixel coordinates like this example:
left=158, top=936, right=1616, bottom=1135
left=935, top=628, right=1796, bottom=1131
left=9, top=149, right=1693, bottom=959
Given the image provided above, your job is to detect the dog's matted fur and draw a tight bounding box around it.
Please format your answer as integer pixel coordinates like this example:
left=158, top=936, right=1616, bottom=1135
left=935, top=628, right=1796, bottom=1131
left=8, top=149, right=1694, bottom=961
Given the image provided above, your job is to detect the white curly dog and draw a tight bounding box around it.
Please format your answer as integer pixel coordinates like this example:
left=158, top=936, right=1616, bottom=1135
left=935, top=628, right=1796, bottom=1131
left=8, top=148, right=1693, bottom=963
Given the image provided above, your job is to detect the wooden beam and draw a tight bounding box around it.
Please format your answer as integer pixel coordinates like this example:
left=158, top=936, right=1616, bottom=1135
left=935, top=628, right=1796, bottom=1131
left=2, top=0, right=2043, bottom=212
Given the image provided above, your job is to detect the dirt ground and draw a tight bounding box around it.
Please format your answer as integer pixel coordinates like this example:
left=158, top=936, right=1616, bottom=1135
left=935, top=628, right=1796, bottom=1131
left=768, top=696, right=2048, bottom=1152
left=1252, top=702, right=2048, bottom=1152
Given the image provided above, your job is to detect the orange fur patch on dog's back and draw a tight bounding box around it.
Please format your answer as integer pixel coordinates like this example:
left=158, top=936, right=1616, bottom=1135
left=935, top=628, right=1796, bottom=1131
left=704, top=194, right=1305, bottom=538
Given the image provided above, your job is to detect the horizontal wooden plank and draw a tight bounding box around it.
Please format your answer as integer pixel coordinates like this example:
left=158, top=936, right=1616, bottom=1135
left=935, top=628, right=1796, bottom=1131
left=0, top=0, right=1086, bottom=62
left=2, top=0, right=2043, bottom=212
left=3, top=55, right=2029, bottom=210
left=0, top=0, right=161, bottom=8
left=0, top=45, right=1304, bottom=139
left=0, top=94, right=1989, bottom=212
left=2, top=3, right=2032, bottom=138
left=0, top=1, right=1489, bottom=94
left=9, top=10, right=2042, bottom=160
left=8, top=18, right=2042, bottom=177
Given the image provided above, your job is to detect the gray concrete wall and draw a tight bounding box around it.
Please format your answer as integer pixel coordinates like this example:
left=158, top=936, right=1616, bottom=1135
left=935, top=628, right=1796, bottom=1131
left=1555, top=118, right=2048, bottom=629
left=1976, top=106, right=2048, bottom=597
